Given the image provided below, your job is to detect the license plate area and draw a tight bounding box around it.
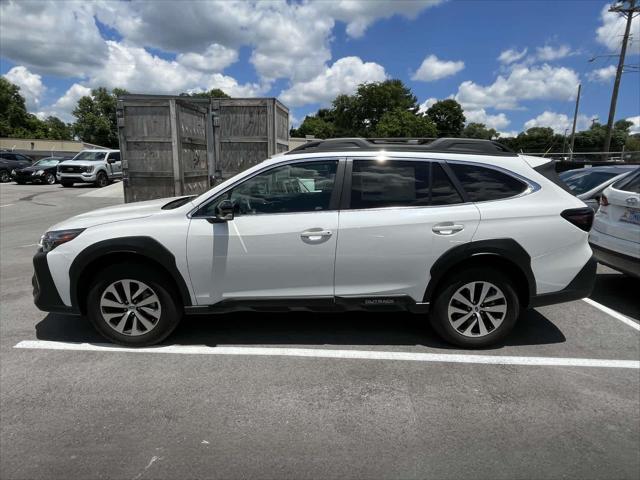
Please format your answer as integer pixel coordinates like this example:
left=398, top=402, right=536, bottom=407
left=620, top=207, right=640, bottom=225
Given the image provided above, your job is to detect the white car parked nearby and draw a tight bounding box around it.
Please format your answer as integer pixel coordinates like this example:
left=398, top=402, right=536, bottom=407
left=589, top=168, right=640, bottom=278
left=56, top=149, right=122, bottom=188
left=33, top=138, right=596, bottom=348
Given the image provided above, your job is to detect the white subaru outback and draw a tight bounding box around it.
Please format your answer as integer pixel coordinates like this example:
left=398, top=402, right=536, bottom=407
left=33, top=138, right=596, bottom=348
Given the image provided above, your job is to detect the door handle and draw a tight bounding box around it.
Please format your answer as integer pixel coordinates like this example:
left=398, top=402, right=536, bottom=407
left=432, top=223, right=464, bottom=235
left=300, top=229, right=333, bottom=241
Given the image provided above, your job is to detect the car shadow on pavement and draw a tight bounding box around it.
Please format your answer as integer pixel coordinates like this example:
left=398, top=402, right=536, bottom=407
left=35, top=308, right=565, bottom=350
left=590, top=270, right=640, bottom=321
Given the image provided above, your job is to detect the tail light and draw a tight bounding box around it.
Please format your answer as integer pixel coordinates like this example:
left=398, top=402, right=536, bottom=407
left=599, top=194, right=609, bottom=207
left=561, top=208, right=594, bottom=232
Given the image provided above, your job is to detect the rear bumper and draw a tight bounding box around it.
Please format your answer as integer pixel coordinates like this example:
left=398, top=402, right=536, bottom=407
left=32, top=250, right=79, bottom=315
left=590, top=242, right=640, bottom=278
left=530, top=256, right=597, bottom=307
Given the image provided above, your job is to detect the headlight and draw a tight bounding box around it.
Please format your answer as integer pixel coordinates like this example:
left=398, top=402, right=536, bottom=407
left=36, top=169, right=44, bottom=175
left=11, top=169, right=15, bottom=175
left=83, top=166, right=94, bottom=173
left=39, top=229, right=85, bottom=253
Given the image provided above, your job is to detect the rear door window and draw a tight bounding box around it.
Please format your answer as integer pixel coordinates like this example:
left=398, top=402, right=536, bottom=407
left=350, top=160, right=462, bottom=209
left=449, top=163, right=528, bottom=202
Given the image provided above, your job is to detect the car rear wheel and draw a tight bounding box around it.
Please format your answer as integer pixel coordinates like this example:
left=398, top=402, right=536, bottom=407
left=45, top=173, right=56, bottom=185
left=0, top=170, right=10, bottom=183
left=86, top=265, right=182, bottom=347
left=94, top=171, right=108, bottom=188
left=430, top=268, right=519, bottom=348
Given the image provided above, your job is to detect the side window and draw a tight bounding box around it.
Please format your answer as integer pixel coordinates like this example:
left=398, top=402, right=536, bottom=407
left=613, top=172, right=640, bottom=193
left=197, top=160, right=338, bottom=217
left=350, top=160, right=462, bottom=209
left=109, top=152, right=121, bottom=162
left=1, top=153, right=15, bottom=160
left=449, top=163, right=528, bottom=202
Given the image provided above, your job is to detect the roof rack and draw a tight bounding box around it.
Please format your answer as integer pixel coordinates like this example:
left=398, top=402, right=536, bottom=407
left=285, top=137, right=517, bottom=156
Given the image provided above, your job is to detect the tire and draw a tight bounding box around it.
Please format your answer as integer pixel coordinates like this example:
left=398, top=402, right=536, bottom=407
left=429, top=268, right=520, bottom=348
left=45, top=173, right=56, bottom=185
left=0, top=170, right=10, bottom=183
left=94, top=171, right=108, bottom=188
left=86, top=264, right=182, bottom=347
left=61, top=180, right=74, bottom=187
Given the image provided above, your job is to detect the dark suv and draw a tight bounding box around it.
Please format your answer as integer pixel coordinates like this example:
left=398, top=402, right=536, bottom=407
left=0, top=151, right=33, bottom=182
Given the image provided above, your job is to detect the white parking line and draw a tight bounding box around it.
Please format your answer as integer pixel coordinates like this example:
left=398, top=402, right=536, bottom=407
left=583, top=298, right=640, bottom=332
left=0, top=203, right=15, bottom=208
left=13, top=340, right=640, bottom=369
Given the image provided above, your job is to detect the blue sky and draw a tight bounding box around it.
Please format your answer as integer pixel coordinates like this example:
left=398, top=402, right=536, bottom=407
left=1, top=0, right=638, bottom=136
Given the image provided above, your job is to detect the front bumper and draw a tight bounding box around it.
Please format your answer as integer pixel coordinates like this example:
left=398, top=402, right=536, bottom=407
left=32, top=250, right=79, bottom=315
left=590, top=242, right=640, bottom=278
left=57, top=172, right=97, bottom=183
left=530, top=256, right=597, bottom=307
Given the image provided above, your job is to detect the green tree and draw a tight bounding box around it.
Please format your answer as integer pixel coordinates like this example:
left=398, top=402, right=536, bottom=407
left=180, top=88, right=230, bottom=98
left=573, top=120, right=631, bottom=153
left=72, top=87, right=128, bottom=148
left=0, top=77, right=31, bottom=137
left=462, top=122, right=498, bottom=140
left=290, top=115, right=335, bottom=138
left=425, top=99, right=465, bottom=137
left=374, top=108, right=437, bottom=138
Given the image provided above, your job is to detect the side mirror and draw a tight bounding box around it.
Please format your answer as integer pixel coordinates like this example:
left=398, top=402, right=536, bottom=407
left=215, top=199, right=235, bottom=222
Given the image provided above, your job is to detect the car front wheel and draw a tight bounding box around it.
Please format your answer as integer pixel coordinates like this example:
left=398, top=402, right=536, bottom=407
left=45, top=173, right=56, bottom=185
left=0, top=170, right=10, bottom=183
left=94, top=171, right=108, bottom=188
left=86, top=265, right=182, bottom=346
left=430, top=268, right=520, bottom=348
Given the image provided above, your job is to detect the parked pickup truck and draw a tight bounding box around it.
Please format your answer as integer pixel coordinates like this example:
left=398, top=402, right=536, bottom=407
left=56, top=149, right=122, bottom=188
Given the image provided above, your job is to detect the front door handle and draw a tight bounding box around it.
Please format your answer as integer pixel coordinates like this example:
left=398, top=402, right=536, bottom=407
left=300, top=229, right=333, bottom=241
left=432, top=223, right=464, bottom=235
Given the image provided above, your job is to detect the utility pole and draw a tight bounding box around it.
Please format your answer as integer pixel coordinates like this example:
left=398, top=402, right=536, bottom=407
left=603, top=0, right=639, bottom=159
left=569, top=83, right=581, bottom=162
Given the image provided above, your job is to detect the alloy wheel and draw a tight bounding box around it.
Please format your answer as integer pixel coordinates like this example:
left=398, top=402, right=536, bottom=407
left=46, top=173, right=56, bottom=184
left=99, top=279, right=162, bottom=336
left=447, top=281, right=507, bottom=337
left=0, top=171, right=9, bottom=183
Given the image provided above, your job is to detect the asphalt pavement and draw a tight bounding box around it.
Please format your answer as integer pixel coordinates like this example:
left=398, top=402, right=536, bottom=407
left=1, top=181, right=639, bottom=480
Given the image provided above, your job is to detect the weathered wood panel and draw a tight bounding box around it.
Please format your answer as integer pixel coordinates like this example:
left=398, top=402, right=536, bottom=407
left=219, top=106, right=267, bottom=138
left=219, top=142, right=269, bottom=177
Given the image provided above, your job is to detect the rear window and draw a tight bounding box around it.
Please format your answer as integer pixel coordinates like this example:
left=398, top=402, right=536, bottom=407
left=449, top=163, right=528, bottom=202
left=612, top=171, right=640, bottom=193
left=561, top=170, right=620, bottom=195
left=350, top=160, right=462, bottom=209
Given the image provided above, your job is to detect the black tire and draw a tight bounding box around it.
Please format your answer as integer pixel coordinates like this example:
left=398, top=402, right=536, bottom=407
left=86, top=264, right=182, bottom=347
left=94, top=171, right=108, bottom=188
left=429, top=268, right=520, bottom=348
left=61, top=180, right=74, bottom=187
left=44, top=173, right=56, bottom=185
left=0, top=170, right=10, bottom=183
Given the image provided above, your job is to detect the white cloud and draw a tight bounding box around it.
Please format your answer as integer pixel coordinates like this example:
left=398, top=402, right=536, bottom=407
left=279, top=56, right=387, bottom=107
left=596, top=3, right=640, bottom=54
left=0, top=0, right=107, bottom=76
left=535, top=44, right=573, bottom=61
left=418, top=97, right=438, bottom=114
left=523, top=111, right=595, bottom=134
left=455, top=64, right=580, bottom=110
left=498, top=48, right=528, bottom=64
left=43, top=84, right=93, bottom=122
left=3, top=66, right=45, bottom=110
left=411, top=55, right=464, bottom=82
left=464, top=108, right=510, bottom=130
left=628, top=116, right=640, bottom=134
left=587, top=65, right=617, bottom=82
left=176, top=44, right=239, bottom=72
left=497, top=130, right=519, bottom=138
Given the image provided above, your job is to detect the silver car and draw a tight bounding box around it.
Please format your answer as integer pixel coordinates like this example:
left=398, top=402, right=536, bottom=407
left=559, top=166, right=637, bottom=210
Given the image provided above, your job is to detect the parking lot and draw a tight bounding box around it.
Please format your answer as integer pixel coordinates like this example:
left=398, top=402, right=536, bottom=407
left=1, top=181, right=639, bottom=479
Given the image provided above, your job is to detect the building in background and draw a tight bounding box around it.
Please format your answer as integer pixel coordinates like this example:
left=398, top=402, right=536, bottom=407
left=0, top=138, right=109, bottom=160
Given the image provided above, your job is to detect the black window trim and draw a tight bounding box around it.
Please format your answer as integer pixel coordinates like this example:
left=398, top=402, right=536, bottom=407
left=445, top=159, right=540, bottom=203
left=189, top=156, right=346, bottom=218
left=341, top=157, right=468, bottom=211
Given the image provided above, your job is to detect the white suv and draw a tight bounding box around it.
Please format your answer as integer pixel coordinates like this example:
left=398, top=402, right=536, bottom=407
left=56, top=149, right=121, bottom=188
left=33, top=138, right=596, bottom=348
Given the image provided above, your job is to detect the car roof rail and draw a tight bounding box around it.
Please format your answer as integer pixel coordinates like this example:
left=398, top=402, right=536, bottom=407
left=285, top=137, right=517, bottom=156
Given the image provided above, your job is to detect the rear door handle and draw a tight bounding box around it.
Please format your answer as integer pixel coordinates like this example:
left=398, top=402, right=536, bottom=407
left=300, top=229, right=333, bottom=241
left=432, top=223, right=464, bottom=235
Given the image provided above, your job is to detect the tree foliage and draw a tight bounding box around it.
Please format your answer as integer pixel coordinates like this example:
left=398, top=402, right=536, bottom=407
left=180, top=88, right=230, bottom=99
left=425, top=99, right=466, bottom=137
left=374, top=108, right=437, bottom=138
left=0, top=78, right=72, bottom=140
left=72, top=87, right=128, bottom=148
left=462, top=122, right=498, bottom=140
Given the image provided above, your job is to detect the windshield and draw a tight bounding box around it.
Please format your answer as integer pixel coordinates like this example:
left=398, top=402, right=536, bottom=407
left=33, top=158, right=61, bottom=167
left=561, top=170, right=620, bottom=195
left=72, top=151, right=107, bottom=161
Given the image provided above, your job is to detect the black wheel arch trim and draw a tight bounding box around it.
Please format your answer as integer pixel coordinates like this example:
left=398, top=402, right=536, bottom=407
left=423, top=238, right=536, bottom=304
left=69, top=236, right=192, bottom=311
